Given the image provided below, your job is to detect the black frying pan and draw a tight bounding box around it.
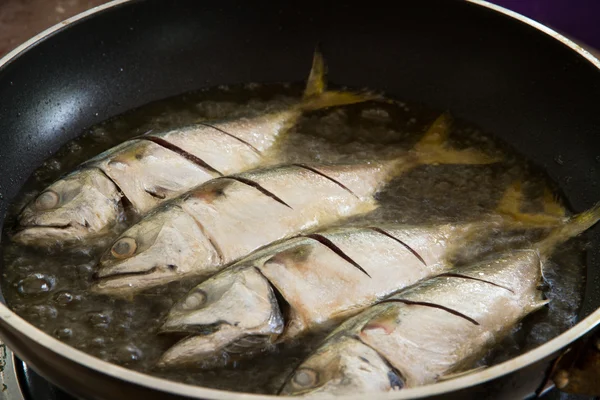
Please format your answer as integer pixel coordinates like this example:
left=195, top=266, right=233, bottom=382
left=1, top=0, right=600, bottom=399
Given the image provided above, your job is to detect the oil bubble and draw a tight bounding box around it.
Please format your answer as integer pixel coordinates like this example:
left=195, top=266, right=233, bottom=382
left=54, top=327, right=73, bottom=340
left=361, top=108, right=390, bottom=121
left=90, top=337, right=106, bottom=348
left=88, top=312, right=111, bottom=330
left=54, top=291, right=82, bottom=307
left=16, top=273, right=55, bottom=297
left=116, top=344, right=143, bottom=364
left=77, top=263, right=95, bottom=280
left=27, top=305, right=58, bottom=321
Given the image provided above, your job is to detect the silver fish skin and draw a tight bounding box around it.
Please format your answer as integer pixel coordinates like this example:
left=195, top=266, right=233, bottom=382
left=13, top=51, right=373, bottom=247
left=93, top=112, right=500, bottom=297
left=91, top=161, right=391, bottom=296
left=280, top=250, right=546, bottom=396
left=156, top=185, right=565, bottom=369
left=280, top=203, right=600, bottom=396
left=157, top=222, right=480, bottom=367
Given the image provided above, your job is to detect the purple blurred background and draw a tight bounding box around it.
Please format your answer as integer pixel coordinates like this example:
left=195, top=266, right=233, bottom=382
left=489, top=0, right=600, bottom=51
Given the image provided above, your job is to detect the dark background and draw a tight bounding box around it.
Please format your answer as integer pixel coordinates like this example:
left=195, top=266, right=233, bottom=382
left=0, top=1, right=598, bottom=59
left=491, top=0, right=600, bottom=52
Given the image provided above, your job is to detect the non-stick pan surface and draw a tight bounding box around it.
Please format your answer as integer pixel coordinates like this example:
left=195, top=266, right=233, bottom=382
left=0, top=0, right=600, bottom=399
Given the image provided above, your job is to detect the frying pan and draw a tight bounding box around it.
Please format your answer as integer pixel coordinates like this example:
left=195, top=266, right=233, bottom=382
left=0, top=0, right=599, bottom=399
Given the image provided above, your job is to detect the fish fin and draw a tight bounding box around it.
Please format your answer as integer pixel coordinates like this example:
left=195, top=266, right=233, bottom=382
left=533, top=298, right=551, bottom=310
left=299, top=91, right=379, bottom=112
left=536, top=202, right=600, bottom=256
left=303, top=46, right=326, bottom=98
left=412, top=113, right=501, bottom=166
left=496, top=181, right=565, bottom=228
left=496, top=180, right=524, bottom=217
left=353, top=199, right=380, bottom=218
left=298, top=48, right=380, bottom=111
left=542, top=186, right=567, bottom=218
left=438, top=366, right=487, bottom=381
left=525, top=285, right=551, bottom=313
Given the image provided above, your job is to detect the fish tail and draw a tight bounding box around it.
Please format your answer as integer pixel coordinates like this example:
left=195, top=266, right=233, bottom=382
left=495, top=181, right=566, bottom=228
left=536, top=202, right=600, bottom=256
left=412, top=113, right=501, bottom=166
left=298, top=48, right=380, bottom=112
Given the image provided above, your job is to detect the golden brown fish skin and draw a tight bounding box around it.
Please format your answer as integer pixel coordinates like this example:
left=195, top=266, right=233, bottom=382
left=281, top=204, right=600, bottom=396
left=13, top=50, right=374, bottom=247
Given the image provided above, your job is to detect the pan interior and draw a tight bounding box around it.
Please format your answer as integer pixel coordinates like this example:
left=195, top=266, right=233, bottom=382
left=0, top=82, right=589, bottom=394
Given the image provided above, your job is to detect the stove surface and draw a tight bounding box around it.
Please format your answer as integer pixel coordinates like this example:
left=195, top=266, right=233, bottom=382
left=14, top=358, right=75, bottom=400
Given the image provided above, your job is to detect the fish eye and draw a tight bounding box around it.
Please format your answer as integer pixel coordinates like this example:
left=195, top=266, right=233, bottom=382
left=181, top=289, right=206, bottom=310
left=111, top=237, right=137, bottom=259
left=291, top=368, right=319, bottom=389
left=35, top=190, right=60, bottom=211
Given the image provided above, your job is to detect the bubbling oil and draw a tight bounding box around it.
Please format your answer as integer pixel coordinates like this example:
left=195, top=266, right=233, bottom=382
left=0, top=84, right=586, bottom=394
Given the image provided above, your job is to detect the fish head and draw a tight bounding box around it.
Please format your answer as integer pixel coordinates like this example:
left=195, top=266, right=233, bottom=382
left=158, top=265, right=284, bottom=367
left=280, top=337, right=404, bottom=396
left=91, top=206, right=218, bottom=296
left=14, top=169, right=121, bottom=246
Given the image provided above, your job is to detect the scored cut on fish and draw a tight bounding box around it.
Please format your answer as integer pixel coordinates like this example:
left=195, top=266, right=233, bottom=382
left=156, top=182, right=566, bottom=368
left=13, top=50, right=375, bottom=246
left=91, top=113, right=499, bottom=297
left=279, top=202, right=600, bottom=396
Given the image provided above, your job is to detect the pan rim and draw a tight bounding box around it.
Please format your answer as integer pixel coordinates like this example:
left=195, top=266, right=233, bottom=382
left=0, top=0, right=599, bottom=399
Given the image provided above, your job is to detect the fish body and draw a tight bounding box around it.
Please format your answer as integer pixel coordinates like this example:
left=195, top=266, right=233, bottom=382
left=280, top=250, right=546, bottom=396
left=93, top=113, right=498, bottom=297
left=280, top=204, right=600, bottom=396
left=158, top=222, right=482, bottom=367
left=258, top=225, right=462, bottom=339
left=13, top=51, right=373, bottom=246
left=92, top=162, right=391, bottom=296
left=157, top=186, right=565, bottom=368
